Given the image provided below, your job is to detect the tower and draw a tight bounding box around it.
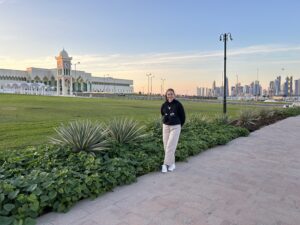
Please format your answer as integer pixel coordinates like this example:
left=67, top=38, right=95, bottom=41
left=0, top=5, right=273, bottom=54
left=55, top=49, right=73, bottom=95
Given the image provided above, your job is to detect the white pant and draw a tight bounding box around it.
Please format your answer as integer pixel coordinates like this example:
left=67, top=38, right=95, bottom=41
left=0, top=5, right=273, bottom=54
left=163, top=124, right=181, bottom=166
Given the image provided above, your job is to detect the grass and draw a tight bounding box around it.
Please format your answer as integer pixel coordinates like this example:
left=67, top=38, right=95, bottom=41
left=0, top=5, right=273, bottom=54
left=1, top=93, right=259, bottom=151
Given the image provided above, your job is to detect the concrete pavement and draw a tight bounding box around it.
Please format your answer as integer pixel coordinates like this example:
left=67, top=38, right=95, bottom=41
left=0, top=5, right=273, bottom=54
left=37, top=116, right=300, bottom=225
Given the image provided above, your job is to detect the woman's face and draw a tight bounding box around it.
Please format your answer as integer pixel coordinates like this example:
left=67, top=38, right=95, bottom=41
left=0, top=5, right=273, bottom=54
left=166, top=91, right=175, bottom=102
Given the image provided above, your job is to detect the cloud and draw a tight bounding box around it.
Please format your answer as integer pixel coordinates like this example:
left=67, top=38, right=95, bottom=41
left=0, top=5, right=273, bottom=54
left=0, top=35, right=20, bottom=41
left=0, top=0, right=17, bottom=4
left=66, top=44, right=300, bottom=72
left=1, top=44, right=300, bottom=69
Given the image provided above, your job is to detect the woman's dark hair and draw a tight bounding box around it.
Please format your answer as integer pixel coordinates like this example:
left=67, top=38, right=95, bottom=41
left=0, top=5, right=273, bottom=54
left=165, top=88, right=175, bottom=101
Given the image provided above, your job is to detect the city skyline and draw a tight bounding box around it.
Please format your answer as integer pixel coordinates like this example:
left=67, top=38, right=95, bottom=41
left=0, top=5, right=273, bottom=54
left=0, top=0, right=300, bottom=95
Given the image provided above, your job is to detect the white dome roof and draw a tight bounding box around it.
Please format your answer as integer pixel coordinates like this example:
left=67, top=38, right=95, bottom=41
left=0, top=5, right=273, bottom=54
left=59, top=49, right=69, bottom=58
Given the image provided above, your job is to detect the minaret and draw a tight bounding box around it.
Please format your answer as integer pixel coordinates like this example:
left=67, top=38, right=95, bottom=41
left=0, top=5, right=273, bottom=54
left=55, top=49, right=73, bottom=95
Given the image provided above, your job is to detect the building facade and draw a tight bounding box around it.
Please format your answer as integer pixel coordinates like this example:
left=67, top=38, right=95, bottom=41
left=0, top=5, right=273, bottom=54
left=0, top=49, right=133, bottom=95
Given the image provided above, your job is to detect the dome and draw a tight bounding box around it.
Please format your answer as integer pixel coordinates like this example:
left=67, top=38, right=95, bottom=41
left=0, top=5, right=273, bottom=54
left=59, top=49, right=69, bottom=58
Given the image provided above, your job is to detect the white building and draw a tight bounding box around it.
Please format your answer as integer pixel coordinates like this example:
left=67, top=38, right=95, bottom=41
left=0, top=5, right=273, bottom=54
left=0, top=49, right=133, bottom=95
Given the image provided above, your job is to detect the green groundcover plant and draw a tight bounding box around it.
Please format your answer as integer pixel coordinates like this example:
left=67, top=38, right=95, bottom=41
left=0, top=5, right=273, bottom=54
left=0, top=108, right=299, bottom=225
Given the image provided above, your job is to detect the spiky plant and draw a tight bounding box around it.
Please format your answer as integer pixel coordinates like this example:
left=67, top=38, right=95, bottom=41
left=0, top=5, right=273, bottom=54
left=236, top=110, right=259, bottom=128
left=106, top=118, right=148, bottom=144
left=213, top=113, right=231, bottom=125
left=185, top=114, right=210, bottom=128
left=257, top=108, right=275, bottom=120
left=49, top=120, right=108, bottom=152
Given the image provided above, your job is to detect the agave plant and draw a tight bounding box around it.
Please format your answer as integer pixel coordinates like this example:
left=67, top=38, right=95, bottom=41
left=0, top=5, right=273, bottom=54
left=49, top=120, right=108, bottom=152
left=106, top=118, right=148, bottom=144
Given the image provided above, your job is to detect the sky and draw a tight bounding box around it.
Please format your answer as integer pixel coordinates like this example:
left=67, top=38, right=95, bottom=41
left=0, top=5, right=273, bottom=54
left=0, top=0, right=300, bottom=95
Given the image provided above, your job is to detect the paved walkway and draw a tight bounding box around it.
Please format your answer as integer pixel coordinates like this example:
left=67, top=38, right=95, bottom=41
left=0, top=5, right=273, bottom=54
left=37, top=116, right=300, bottom=225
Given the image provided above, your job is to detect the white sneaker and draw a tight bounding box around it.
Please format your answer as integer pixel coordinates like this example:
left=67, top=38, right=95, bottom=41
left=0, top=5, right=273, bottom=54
left=168, top=164, right=176, bottom=172
left=161, top=165, right=168, bottom=173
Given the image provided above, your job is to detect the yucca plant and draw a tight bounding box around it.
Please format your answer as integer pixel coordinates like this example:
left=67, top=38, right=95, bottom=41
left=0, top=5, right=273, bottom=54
left=50, top=120, right=108, bottom=152
left=106, top=118, right=148, bottom=144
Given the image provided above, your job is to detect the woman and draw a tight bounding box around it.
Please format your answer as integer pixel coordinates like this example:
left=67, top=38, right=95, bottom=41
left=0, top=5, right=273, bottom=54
left=160, top=88, right=185, bottom=173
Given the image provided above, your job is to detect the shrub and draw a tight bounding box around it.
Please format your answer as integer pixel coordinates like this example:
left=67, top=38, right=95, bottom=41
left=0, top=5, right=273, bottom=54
left=236, top=110, right=259, bottom=131
left=106, top=118, right=148, bottom=144
left=0, top=113, right=275, bottom=225
left=283, top=107, right=300, bottom=117
left=213, top=113, right=231, bottom=125
left=49, top=120, right=108, bottom=153
left=145, top=117, right=162, bottom=138
left=0, top=146, right=137, bottom=225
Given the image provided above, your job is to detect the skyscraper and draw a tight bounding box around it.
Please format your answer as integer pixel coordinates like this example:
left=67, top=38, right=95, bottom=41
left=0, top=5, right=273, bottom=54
left=283, top=76, right=293, bottom=96
left=274, top=76, right=281, bottom=96
left=295, top=79, right=300, bottom=96
left=268, top=81, right=275, bottom=97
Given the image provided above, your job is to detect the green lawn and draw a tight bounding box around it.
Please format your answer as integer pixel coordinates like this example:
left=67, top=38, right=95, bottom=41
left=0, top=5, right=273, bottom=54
left=1, top=94, right=256, bottom=151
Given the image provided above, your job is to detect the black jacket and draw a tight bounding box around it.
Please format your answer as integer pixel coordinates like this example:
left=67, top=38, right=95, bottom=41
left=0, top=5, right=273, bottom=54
left=161, top=99, right=186, bottom=126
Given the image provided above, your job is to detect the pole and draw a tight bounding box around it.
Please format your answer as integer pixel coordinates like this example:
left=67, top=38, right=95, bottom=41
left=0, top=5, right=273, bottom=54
left=74, top=64, right=76, bottom=93
left=146, top=73, right=151, bottom=97
left=148, top=76, right=150, bottom=95
left=151, top=76, right=152, bottom=95
left=223, top=33, right=227, bottom=114
left=161, top=78, right=165, bottom=96
left=150, top=75, right=154, bottom=95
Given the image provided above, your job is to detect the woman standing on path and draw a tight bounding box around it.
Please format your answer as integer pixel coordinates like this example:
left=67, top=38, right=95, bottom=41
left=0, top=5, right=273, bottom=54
left=161, top=88, right=186, bottom=173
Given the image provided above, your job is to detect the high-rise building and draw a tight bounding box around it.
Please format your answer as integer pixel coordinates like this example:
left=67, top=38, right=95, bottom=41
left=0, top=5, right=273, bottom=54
left=274, top=76, right=281, bottom=96
left=253, top=80, right=261, bottom=96
left=282, top=76, right=293, bottom=96
left=289, top=76, right=293, bottom=96
left=212, top=80, right=216, bottom=97
left=231, top=86, right=236, bottom=97
left=268, top=81, right=275, bottom=97
left=243, top=85, right=250, bottom=95
left=295, top=79, right=300, bottom=96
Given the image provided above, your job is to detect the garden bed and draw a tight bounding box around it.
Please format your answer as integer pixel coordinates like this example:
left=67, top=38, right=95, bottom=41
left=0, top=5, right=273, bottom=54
left=1, top=107, right=299, bottom=225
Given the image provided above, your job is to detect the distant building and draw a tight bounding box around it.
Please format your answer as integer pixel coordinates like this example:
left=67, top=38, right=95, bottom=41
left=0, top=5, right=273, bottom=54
left=268, top=81, right=275, bottom=97
left=250, top=80, right=261, bottom=96
left=0, top=49, right=134, bottom=95
left=295, top=79, right=300, bottom=96
left=282, top=76, right=293, bottom=96
left=274, top=76, right=281, bottom=96
left=243, top=85, right=250, bottom=95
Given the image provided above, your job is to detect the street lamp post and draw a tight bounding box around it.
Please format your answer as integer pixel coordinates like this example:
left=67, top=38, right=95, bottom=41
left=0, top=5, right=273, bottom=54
left=150, top=74, right=155, bottom=95
left=161, top=78, right=166, bottom=96
left=220, top=33, right=233, bottom=114
left=74, top=61, right=80, bottom=94
left=146, top=73, right=151, bottom=96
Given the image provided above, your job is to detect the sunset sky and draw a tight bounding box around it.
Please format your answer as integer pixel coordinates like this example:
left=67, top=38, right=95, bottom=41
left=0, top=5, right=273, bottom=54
left=0, top=0, right=300, bottom=95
